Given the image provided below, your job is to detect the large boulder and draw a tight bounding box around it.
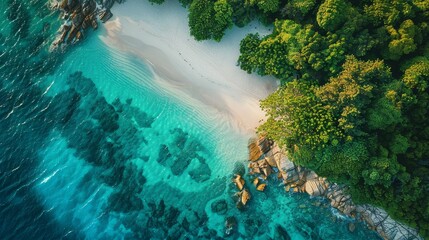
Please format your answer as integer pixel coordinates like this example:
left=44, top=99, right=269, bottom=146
left=248, top=136, right=273, bottom=161
left=304, top=180, right=326, bottom=197
left=233, top=174, right=245, bottom=191
left=283, top=161, right=299, bottom=184
left=248, top=138, right=263, bottom=161
left=241, top=189, right=251, bottom=205
left=256, top=183, right=267, bottom=191
left=233, top=162, right=246, bottom=176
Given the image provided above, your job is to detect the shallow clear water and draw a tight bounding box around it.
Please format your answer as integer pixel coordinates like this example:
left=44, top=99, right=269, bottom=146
left=0, top=1, right=381, bottom=239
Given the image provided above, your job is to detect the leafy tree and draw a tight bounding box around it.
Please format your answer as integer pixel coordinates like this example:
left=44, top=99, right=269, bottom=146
left=178, top=0, right=193, bottom=7
left=402, top=56, right=429, bottom=92
left=238, top=21, right=299, bottom=80
left=188, top=0, right=233, bottom=41
left=364, top=0, right=414, bottom=26
left=315, top=141, right=368, bottom=184
left=188, top=0, right=215, bottom=41
left=213, top=0, right=234, bottom=41
left=281, top=0, right=317, bottom=20
left=367, top=98, right=401, bottom=130
left=249, top=0, right=280, bottom=13
left=317, top=56, right=393, bottom=137
left=228, top=0, right=258, bottom=27
left=259, top=80, right=342, bottom=150
left=238, top=33, right=263, bottom=74
left=383, top=20, right=422, bottom=60
left=316, top=0, right=348, bottom=31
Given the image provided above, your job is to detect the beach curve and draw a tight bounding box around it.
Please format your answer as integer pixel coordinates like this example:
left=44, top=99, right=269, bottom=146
left=100, top=0, right=278, bottom=134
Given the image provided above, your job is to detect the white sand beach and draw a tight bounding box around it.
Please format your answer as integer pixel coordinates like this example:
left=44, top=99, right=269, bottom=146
left=101, top=0, right=277, bottom=134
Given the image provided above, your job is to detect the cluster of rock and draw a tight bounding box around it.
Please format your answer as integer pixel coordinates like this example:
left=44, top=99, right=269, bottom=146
left=230, top=136, right=274, bottom=210
left=231, top=174, right=251, bottom=209
left=156, top=128, right=212, bottom=183
left=247, top=136, right=423, bottom=240
left=247, top=136, right=275, bottom=190
left=50, top=0, right=122, bottom=48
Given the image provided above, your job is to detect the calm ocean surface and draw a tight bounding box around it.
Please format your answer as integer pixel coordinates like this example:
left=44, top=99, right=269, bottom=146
left=0, top=1, right=380, bottom=239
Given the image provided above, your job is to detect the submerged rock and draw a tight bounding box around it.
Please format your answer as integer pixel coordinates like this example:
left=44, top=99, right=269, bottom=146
left=170, top=157, right=192, bottom=176
left=155, top=200, right=165, bottom=218
left=91, top=97, right=119, bottom=132
left=348, top=222, right=356, bottom=233
left=157, top=144, right=172, bottom=165
left=108, top=190, right=144, bottom=213
left=225, top=216, right=237, bottom=236
left=274, top=225, right=291, bottom=240
left=244, top=218, right=262, bottom=236
left=181, top=217, right=190, bottom=231
left=165, top=206, right=180, bottom=228
left=170, top=128, right=189, bottom=149
left=233, top=162, right=246, bottom=176
left=189, top=162, right=211, bottom=183
left=211, top=199, right=228, bottom=215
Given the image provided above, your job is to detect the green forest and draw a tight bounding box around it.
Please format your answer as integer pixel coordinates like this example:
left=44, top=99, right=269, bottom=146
left=149, top=0, right=429, bottom=237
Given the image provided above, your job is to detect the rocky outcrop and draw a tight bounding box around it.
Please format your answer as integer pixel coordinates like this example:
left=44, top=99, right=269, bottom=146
left=248, top=139, right=423, bottom=240
left=304, top=179, right=327, bottom=197
left=248, top=136, right=273, bottom=161
left=233, top=174, right=245, bottom=191
left=256, top=183, right=266, bottom=191
left=50, top=0, right=123, bottom=49
left=358, top=205, right=422, bottom=240
left=231, top=174, right=252, bottom=208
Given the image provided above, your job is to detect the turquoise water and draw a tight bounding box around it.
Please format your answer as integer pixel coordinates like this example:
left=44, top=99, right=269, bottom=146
left=0, top=1, right=381, bottom=239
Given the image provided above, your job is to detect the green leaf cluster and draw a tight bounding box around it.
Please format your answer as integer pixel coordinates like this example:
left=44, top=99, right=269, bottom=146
left=188, top=0, right=233, bottom=41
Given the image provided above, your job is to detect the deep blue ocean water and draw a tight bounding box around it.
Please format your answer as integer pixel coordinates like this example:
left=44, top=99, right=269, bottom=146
left=0, top=1, right=381, bottom=239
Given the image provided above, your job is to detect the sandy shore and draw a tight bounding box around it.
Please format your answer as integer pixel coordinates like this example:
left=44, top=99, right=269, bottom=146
left=101, top=0, right=277, bottom=134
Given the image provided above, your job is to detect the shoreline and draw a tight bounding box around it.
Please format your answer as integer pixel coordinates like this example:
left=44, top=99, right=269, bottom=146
left=100, top=0, right=278, bottom=135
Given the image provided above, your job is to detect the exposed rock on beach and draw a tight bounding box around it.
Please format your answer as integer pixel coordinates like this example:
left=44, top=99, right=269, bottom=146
left=49, top=0, right=121, bottom=49
left=247, top=136, right=423, bottom=240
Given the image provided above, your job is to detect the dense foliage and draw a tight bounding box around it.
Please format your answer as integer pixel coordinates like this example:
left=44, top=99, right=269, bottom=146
left=245, top=1, right=429, bottom=237
left=151, top=0, right=429, bottom=237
